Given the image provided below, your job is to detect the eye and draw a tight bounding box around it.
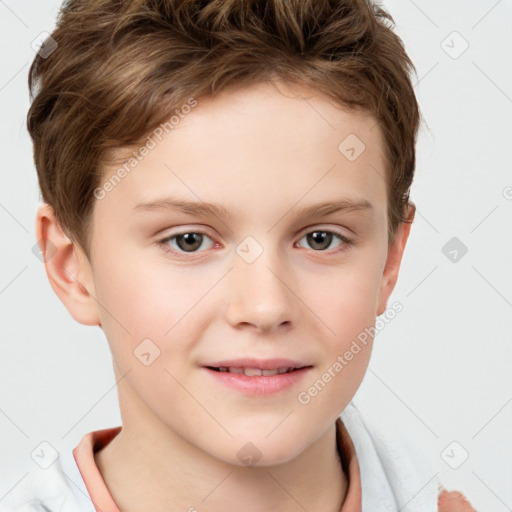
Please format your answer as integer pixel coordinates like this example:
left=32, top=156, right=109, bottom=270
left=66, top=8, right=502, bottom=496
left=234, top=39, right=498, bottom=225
left=158, top=231, right=215, bottom=257
left=296, top=229, right=352, bottom=252
left=157, top=227, right=352, bottom=259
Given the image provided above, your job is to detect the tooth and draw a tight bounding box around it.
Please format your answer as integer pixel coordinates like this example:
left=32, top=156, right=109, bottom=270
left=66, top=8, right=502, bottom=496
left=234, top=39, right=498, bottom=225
left=262, top=369, right=279, bottom=376
left=278, top=367, right=290, bottom=374
left=218, top=367, right=228, bottom=372
left=244, top=367, right=263, bottom=376
left=228, top=367, right=244, bottom=374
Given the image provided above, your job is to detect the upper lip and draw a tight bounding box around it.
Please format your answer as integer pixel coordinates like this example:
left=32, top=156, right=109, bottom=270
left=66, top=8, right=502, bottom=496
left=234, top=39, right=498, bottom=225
left=202, top=358, right=312, bottom=370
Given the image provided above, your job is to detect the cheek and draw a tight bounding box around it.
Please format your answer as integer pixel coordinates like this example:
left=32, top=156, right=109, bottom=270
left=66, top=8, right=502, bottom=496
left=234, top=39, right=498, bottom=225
left=298, top=272, right=379, bottom=417
left=94, top=251, right=214, bottom=363
left=309, top=253, right=383, bottom=343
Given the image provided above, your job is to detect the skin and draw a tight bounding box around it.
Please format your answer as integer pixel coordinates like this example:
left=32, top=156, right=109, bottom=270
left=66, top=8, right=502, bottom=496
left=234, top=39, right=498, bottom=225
left=36, top=80, right=414, bottom=512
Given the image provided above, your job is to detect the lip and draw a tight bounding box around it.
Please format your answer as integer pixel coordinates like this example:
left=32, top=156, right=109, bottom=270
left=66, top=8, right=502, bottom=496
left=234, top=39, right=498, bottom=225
left=202, top=358, right=310, bottom=370
left=201, top=358, right=313, bottom=396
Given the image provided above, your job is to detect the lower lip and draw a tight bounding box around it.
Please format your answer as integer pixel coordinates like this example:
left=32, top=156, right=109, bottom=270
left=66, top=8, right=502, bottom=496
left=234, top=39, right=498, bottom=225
left=201, top=367, right=312, bottom=396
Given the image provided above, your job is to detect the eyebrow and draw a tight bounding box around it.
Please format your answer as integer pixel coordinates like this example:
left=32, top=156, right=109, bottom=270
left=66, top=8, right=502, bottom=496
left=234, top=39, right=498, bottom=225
left=133, top=196, right=373, bottom=220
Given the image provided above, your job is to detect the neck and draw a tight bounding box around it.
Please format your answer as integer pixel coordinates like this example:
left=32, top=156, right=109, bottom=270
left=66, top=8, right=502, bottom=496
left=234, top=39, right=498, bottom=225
left=95, top=412, right=347, bottom=512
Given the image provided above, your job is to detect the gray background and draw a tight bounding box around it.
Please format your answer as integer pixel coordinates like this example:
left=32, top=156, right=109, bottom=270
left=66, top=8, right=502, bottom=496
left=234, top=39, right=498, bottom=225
left=1, top=0, right=511, bottom=509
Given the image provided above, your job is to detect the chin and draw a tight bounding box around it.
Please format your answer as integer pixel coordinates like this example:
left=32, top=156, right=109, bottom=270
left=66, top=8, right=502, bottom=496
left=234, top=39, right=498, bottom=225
left=211, top=427, right=310, bottom=468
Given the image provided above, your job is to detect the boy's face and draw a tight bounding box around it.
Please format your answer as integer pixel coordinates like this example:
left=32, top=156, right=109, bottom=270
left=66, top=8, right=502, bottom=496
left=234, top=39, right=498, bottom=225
left=41, top=81, right=412, bottom=465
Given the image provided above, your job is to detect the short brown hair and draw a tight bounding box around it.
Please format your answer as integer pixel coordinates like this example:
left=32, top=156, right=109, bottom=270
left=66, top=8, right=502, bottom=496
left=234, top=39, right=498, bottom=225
left=27, top=0, right=421, bottom=259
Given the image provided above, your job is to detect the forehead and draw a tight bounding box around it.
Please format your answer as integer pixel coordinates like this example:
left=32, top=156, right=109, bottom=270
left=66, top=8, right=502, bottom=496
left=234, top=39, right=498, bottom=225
left=96, top=81, right=387, bottom=223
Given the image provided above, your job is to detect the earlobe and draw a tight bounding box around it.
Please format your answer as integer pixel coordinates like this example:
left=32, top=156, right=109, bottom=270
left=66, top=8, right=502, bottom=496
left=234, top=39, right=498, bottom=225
left=35, top=203, right=100, bottom=326
left=376, top=204, right=415, bottom=316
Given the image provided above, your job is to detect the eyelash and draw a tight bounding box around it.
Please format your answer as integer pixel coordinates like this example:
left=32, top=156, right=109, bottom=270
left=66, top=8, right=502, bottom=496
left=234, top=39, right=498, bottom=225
left=157, top=228, right=353, bottom=259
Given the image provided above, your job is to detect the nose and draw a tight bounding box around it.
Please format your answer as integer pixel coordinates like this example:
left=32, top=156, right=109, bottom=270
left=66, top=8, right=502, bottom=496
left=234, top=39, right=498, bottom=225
left=224, top=246, right=298, bottom=334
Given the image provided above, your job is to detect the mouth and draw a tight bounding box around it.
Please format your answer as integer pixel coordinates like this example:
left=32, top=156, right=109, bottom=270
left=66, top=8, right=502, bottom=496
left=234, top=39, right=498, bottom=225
left=204, top=366, right=309, bottom=376
left=201, top=359, right=313, bottom=395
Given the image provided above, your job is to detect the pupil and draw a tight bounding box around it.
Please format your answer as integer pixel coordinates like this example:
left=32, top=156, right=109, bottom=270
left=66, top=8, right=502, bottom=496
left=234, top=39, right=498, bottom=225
left=177, top=233, right=202, bottom=252
left=308, top=231, right=331, bottom=250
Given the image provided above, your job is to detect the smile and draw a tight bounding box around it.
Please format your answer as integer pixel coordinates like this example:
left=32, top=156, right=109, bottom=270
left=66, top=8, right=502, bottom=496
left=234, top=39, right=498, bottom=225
left=202, top=365, right=312, bottom=396
left=206, top=366, right=303, bottom=376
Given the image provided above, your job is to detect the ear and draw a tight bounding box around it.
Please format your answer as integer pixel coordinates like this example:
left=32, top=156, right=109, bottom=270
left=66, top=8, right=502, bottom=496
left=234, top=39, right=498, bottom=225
left=35, top=203, right=100, bottom=326
left=376, top=203, right=415, bottom=316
